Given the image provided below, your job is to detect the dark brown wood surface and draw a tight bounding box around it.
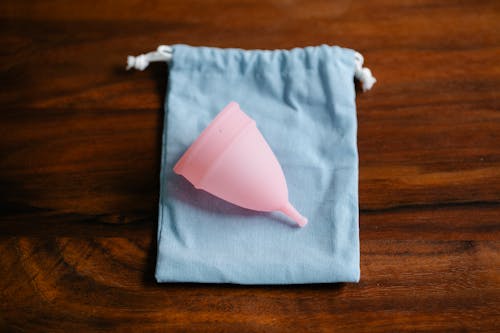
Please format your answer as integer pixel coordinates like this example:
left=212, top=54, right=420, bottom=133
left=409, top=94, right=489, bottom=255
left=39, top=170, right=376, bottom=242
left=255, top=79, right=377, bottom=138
left=1, top=0, right=499, bottom=332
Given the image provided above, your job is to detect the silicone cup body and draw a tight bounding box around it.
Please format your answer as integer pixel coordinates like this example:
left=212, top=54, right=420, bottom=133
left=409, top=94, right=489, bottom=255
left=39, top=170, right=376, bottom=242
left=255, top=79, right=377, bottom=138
left=174, top=102, right=308, bottom=227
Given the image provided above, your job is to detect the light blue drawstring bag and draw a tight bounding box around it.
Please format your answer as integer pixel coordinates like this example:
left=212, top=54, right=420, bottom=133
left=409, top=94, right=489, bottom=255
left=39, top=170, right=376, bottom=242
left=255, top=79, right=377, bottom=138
left=127, top=44, right=376, bottom=284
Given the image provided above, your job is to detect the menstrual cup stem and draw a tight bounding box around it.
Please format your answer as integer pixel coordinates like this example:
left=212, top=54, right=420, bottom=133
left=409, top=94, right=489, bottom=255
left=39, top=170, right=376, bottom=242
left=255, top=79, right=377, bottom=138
left=281, top=202, right=308, bottom=227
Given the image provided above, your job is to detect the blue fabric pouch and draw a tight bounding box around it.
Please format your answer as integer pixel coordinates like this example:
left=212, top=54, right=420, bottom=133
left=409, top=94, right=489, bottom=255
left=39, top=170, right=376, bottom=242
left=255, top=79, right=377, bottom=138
left=147, top=44, right=374, bottom=284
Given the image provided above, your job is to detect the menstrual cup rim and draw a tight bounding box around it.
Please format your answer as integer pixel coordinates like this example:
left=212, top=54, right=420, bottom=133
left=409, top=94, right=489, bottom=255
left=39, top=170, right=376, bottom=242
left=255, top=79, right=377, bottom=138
left=173, top=102, right=254, bottom=187
left=173, top=102, right=240, bottom=176
left=196, top=120, right=256, bottom=189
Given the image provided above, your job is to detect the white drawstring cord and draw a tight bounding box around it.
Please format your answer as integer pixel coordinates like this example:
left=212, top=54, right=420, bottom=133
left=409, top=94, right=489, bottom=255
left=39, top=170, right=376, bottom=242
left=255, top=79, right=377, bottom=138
left=127, top=46, right=376, bottom=93
left=126, top=45, right=173, bottom=71
left=354, top=51, right=376, bottom=92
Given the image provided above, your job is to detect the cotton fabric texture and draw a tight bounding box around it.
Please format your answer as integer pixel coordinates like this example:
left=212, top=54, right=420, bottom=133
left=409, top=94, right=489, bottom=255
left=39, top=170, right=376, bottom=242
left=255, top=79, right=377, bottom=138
left=156, top=44, right=360, bottom=284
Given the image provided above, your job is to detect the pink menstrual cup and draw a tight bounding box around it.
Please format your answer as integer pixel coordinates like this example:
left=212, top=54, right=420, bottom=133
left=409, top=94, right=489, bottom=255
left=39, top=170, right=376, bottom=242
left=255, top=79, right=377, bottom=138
left=173, top=102, right=308, bottom=227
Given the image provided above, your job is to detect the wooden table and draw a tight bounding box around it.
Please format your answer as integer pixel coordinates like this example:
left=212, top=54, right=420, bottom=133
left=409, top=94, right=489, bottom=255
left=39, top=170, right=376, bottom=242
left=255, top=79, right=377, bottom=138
left=1, top=1, right=499, bottom=331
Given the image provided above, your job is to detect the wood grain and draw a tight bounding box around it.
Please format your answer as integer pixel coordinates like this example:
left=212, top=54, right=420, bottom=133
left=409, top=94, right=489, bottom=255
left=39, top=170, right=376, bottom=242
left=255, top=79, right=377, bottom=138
left=1, top=0, right=499, bottom=332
